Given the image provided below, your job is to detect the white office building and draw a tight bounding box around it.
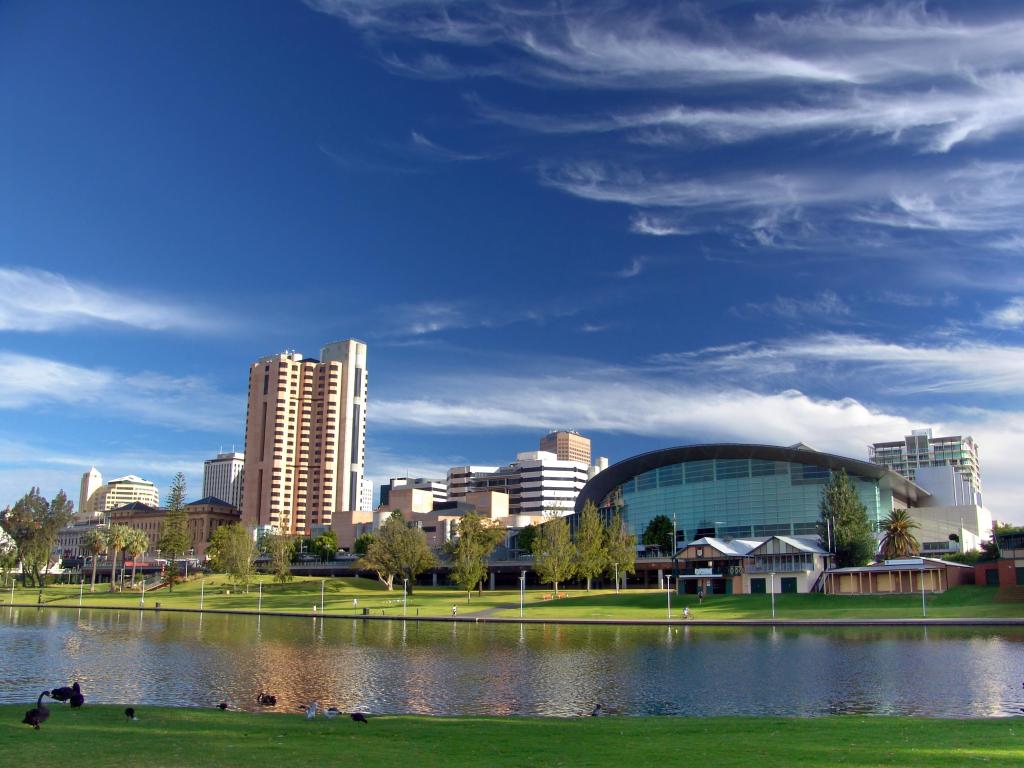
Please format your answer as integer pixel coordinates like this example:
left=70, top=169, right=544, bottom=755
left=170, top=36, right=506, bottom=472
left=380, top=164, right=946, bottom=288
left=449, top=451, right=598, bottom=517
left=870, top=428, right=982, bottom=494
left=359, top=477, right=374, bottom=512
left=78, top=467, right=103, bottom=518
left=203, top=452, right=245, bottom=509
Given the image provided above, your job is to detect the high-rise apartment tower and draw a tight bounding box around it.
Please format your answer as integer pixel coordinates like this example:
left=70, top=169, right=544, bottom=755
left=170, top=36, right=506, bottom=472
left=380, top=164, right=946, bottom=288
left=78, top=467, right=103, bottom=518
left=869, top=428, right=981, bottom=493
left=203, top=452, right=245, bottom=509
left=241, top=340, right=367, bottom=535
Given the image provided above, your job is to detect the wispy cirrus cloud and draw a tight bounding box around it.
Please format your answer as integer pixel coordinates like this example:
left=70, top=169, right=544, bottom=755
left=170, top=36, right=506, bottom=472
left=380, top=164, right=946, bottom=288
left=409, top=130, right=486, bottom=161
left=0, top=267, right=225, bottom=333
left=0, top=352, right=242, bottom=432
left=983, top=297, right=1024, bottom=329
left=652, top=333, right=1024, bottom=397
left=616, top=257, right=645, bottom=279
left=736, top=291, right=851, bottom=321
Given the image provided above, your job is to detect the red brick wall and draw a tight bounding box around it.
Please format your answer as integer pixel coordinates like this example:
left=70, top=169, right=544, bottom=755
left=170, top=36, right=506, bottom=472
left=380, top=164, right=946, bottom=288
left=974, top=560, right=1017, bottom=587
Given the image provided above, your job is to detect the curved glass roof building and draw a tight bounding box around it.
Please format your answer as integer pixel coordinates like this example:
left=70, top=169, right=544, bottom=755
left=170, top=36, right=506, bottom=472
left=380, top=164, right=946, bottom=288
left=574, top=444, right=927, bottom=546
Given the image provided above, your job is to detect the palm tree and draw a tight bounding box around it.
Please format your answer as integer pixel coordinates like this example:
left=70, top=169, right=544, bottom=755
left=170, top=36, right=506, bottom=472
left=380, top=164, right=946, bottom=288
left=879, top=509, right=921, bottom=560
left=124, top=529, right=150, bottom=588
left=83, top=529, right=107, bottom=593
left=104, top=524, right=132, bottom=593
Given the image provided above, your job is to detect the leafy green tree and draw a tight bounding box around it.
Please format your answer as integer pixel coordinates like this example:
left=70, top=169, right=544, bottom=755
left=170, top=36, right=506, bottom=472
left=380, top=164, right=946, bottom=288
left=0, top=488, right=75, bottom=587
left=448, top=512, right=505, bottom=599
left=123, top=528, right=150, bottom=587
left=604, top=512, right=637, bottom=586
left=357, top=511, right=436, bottom=592
left=353, top=533, right=373, bottom=555
left=82, top=528, right=107, bottom=592
left=104, top=523, right=132, bottom=592
left=532, top=516, right=576, bottom=595
left=574, top=501, right=607, bottom=591
left=878, top=509, right=920, bottom=560
left=642, top=514, right=674, bottom=555
left=266, top=534, right=294, bottom=586
left=819, top=470, right=876, bottom=568
left=311, top=530, right=338, bottom=562
left=157, top=472, right=190, bottom=591
left=0, top=529, right=17, bottom=588
left=516, top=524, right=538, bottom=555
left=208, top=523, right=259, bottom=592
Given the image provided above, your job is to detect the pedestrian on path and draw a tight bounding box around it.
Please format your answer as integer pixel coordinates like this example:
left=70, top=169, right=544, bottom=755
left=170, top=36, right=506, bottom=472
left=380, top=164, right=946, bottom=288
left=451, top=605, right=457, bottom=617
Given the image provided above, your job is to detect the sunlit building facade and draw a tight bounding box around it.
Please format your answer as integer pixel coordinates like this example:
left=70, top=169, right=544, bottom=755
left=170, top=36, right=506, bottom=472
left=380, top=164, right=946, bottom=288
left=574, top=444, right=928, bottom=549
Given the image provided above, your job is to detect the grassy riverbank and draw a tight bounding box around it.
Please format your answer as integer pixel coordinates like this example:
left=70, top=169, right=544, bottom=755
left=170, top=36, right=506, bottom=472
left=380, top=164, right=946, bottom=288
left=2, top=577, right=1021, bottom=621
left=1, top=705, right=1019, bottom=768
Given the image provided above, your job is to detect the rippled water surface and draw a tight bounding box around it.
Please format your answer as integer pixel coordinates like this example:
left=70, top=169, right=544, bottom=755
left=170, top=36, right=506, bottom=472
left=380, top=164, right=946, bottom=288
left=2, top=607, right=1023, bottom=717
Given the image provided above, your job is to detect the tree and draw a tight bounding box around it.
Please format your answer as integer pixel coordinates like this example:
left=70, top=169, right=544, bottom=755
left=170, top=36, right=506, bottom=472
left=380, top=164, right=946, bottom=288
left=158, top=472, right=190, bottom=592
left=532, top=516, right=576, bottom=595
left=516, top=524, right=538, bottom=555
left=642, top=514, right=674, bottom=555
left=104, top=524, right=132, bottom=592
left=0, top=528, right=16, bottom=588
left=83, top=528, right=107, bottom=592
left=353, top=533, right=373, bottom=555
left=0, top=488, right=75, bottom=587
left=819, top=470, right=876, bottom=568
left=574, top=501, right=607, bottom=591
left=123, top=528, right=150, bottom=587
left=878, top=509, right=920, bottom=560
left=357, top=511, right=436, bottom=592
left=311, top=530, right=338, bottom=562
left=604, top=512, right=637, bottom=586
left=208, top=524, right=259, bottom=592
left=448, top=512, right=505, bottom=599
left=266, top=534, right=294, bottom=586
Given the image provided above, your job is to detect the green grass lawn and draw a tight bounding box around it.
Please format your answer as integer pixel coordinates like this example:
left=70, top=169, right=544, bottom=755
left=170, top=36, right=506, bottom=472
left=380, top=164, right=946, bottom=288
left=2, top=577, right=1021, bottom=621
left=0, top=705, right=1019, bottom=768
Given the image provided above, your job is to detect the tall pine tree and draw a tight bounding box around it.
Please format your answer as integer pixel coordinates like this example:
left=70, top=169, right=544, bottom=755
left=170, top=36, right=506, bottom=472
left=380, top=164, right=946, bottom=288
left=819, top=469, right=876, bottom=568
left=158, top=472, right=190, bottom=591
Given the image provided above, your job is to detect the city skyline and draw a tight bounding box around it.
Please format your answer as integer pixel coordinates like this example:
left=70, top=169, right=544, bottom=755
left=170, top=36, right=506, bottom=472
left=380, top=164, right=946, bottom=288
left=3, top=1, right=1024, bottom=524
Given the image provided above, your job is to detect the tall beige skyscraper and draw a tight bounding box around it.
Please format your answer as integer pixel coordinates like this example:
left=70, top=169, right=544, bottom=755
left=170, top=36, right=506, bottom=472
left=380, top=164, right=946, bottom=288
left=78, top=467, right=103, bottom=518
left=241, top=339, right=367, bottom=536
left=539, top=430, right=592, bottom=464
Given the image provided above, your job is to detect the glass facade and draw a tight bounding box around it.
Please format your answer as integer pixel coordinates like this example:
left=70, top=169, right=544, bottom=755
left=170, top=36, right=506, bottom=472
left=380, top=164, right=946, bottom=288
left=600, top=457, right=891, bottom=542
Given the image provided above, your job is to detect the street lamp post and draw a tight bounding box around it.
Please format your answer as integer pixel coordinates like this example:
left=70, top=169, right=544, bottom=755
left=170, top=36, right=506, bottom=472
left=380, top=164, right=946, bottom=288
left=667, top=576, right=673, bottom=620
left=200, top=578, right=205, bottom=611
left=258, top=580, right=263, bottom=614
left=519, top=570, right=526, bottom=618
left=770, top=571, right=776, bottom=620
left=403, top=578, right=408, bottom=617
left=614, top=562, right=619, bottom=594
left=321, top=579, right=326, bottom=614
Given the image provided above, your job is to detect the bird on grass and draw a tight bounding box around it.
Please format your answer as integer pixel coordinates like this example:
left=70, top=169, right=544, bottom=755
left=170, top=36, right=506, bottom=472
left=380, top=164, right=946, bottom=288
left=590, top=703, right=602, bottom=717
left=125, top=707, right=138, bottom=721
left=350, top=712, right=368, bottom=724
left=22, top=691, right=51, bottom=730
left=217, top=702, right=229, bottom=711
left=69, top=682, right=85, bottom=708
left=323, top=707, right=340, bottom=719
left=256, top=692, right=277, bottom=706
left=305, top=701, right=319, bottom=720
left=50, top=684, right=75, bottom=703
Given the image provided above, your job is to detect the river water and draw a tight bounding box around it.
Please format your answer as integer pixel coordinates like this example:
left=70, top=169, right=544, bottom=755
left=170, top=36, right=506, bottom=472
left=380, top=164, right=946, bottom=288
left=2, top=607, right=1022, bottom=717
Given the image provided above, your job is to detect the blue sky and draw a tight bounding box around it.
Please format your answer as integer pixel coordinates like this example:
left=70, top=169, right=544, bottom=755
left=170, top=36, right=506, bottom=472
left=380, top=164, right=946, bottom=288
left=2, top=1, right=1024, bottom=522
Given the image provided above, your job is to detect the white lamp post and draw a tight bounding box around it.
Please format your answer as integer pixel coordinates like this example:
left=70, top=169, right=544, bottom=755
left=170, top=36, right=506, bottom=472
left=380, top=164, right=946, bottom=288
left=770, top=571, right=776, bottom=620
left=520, top=570, right=526, bottom=618
left=614, top=562, right=619, bottom=594
left=321, top=579, right=326, bottom=613
left=403, top=578, right=408, bottom=617
left=258, top=580, right=263, bottom=614
left=200, top=578, right=205, bottom=611
left=920, top=564, right=927, bottom=617
left=667, top=576, right=673, bottom=620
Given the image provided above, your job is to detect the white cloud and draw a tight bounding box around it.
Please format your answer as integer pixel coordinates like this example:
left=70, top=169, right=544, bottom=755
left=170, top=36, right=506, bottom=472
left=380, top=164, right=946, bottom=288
left=0, top=267, right=223, bottom=333
left=654, top=333, right=1024, bottom=397
left=0, top=352, right=242, bottom=432
left=739, top=291, right=851, bottom=321
left=616, top=257, right=645, bottom=279
left=409, top=130, right=485, bottom=161
left=629, top=214, right=693, bottom=237
left=983, top=297, right=1024, bottom=329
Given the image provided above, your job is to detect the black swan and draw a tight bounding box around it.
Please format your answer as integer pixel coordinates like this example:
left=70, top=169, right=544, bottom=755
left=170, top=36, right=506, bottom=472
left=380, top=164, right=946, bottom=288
left=50, top=684, right=75, bottom=703
left=350, top=712, right=368, bottom=724
left=256, top=692, right=277, bottom=706
left=217, top=702, right=229, bottom=710
left=69, top=682, right=85, bottom=708
left=125, top=707, right=138, bottom=720
left=590, top=703, right=602, bottom=717
left=22, top=691, right=51, bottom=729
